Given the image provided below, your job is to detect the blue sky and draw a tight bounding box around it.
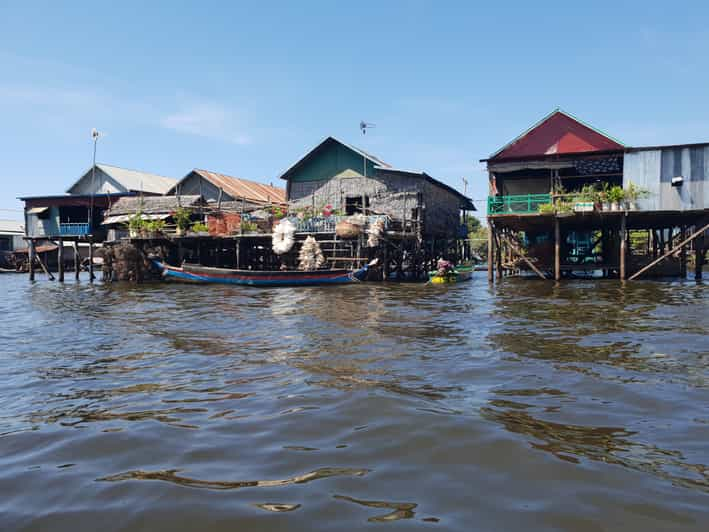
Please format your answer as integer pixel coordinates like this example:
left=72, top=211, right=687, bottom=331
left=2, top=1, right=709, bottom=221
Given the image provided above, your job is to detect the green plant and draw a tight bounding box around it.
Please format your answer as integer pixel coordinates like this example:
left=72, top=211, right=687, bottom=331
left=191, top=221, right=209, bottom=233
left=538, top=203, right=555, bottom=214
left=608, top=185, right=625, bottom=203
left=556, top=201, right=573, bottom=214
left=173, top=207, right=192, bottom=230
left=128, top=212, right=145, bottom=232
left=577, top=184, right=597, bottom=202
left=625, top=182, right=649, bottom=201
left=144, top=219, right=166, bottom=233
left=240, top=221, right=258, bottom=233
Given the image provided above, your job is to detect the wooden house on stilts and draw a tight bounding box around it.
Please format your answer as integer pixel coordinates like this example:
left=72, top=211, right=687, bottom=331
left=484, top=109, right=709, bottom=281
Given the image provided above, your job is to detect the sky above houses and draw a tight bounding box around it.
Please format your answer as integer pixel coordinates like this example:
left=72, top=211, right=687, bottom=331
left=1, top=1, right=709, bottom=221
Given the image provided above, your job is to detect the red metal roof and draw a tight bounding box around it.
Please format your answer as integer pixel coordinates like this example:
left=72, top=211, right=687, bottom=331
left=489, top=110, right=624, bottom=161
left=193, top=169, right=286, bottom=205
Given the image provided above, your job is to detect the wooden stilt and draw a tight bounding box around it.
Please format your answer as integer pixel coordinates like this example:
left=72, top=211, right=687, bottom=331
left=554, top=217, right=561, bottom=281
left=695, top=243, right=704, bottom=281
left=36, top=250, right=55, bottom=280
left=88, top=239, right=95, bottom=282
left=629, top=221, right=709, bottom=280
left=487, top=223, right=494, bottom=283
left=495, top=230, right=502, bottom=281
left=28, top=239, right=35, bottom=281
left=57, top=238, right=64, bottom=282
left=680, top=226, right=687, bottom=278
left=620, top=215, right=627, bottom=281
left=74, top=241, right=80, bottom=280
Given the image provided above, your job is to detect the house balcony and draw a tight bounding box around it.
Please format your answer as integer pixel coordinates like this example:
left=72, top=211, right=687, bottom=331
left=487, top=194, right=552, bottom=215
left=59, top=223, right=91, bottom=236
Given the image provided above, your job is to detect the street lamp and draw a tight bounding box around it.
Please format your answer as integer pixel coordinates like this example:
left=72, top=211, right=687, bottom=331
left=89, top=128, right=101, bottom=230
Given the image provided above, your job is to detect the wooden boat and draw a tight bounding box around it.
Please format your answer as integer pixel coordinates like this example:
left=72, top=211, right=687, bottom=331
left=428, top=264, right=474, bottom=284
left=153, top=260, right=368, bottom=286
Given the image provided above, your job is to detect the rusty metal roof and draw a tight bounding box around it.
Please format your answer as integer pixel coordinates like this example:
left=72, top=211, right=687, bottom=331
left=175, top=169, right=286, bottom=205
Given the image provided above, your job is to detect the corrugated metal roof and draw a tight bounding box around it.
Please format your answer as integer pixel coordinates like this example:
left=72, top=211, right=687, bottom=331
left=488, top=109, right=625, bottom=161
left=0, top=220, right=24, bottom=234
left=66, top=164, right=177, bottom=195
left=106, top=195, right=203, bottom=216
left=191, top=169, right=286, bottom=204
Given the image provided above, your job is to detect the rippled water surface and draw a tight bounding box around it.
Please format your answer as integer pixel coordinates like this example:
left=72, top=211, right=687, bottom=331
left=1, top=273, right=708, bottom=531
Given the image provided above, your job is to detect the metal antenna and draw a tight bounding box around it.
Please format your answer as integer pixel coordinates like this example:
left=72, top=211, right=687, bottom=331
left=359, top=121, right=375, bottom=135
left=89, top=129, right=101, bottom=232
left=462, top=177, right=468, bottom=196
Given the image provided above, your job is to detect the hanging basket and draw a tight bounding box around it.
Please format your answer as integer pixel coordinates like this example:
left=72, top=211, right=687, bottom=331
left=336, top=220, right=362, bottom=239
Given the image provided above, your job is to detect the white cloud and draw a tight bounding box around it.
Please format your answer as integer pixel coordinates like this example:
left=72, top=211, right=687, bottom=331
left=160, top=101, right=251, bottom=145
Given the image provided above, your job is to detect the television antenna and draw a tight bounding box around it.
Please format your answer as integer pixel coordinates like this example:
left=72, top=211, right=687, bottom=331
left=359, top=121, right=375, bottom=135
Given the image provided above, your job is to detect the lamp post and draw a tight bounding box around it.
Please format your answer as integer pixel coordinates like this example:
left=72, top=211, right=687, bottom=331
left=359, top=121, right=375, bottom=215
left=89, top=128, right=101, bottom=231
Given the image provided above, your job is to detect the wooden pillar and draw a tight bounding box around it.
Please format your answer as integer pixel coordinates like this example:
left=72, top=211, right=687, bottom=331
left=695, top=241, right=704, bottom=281
left=488, top=224, right=494, bottom=282
left=495, top=230, right=502, bottom=280
left=619, top=215, right=627, bottom=281
left=73, top=241, right=80, bottom=280
left=88, top=239, right=95, bottom=282
left=57, top=238, right=64, bottom=282
left=382, top=242, right=389, bottom=281
left=680, top=226, right=687, bottom=278
left=554, top=217, right=561, bottom=281
left=28, top=239, right=35, bottom=281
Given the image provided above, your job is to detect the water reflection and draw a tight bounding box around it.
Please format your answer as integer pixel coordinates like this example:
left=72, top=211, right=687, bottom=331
left=98, top=467, right=370, bottom=490
left=333, top=494, right=417, bottom=522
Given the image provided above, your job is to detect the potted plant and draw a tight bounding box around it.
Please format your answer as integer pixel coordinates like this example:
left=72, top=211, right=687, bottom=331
left=190, top=221, right=210, bottom=236
left=538, top=203, right=555, bottom=214
left=624, top=182, right=649, bottom=210
left=240, top=221, right=259, bottom=234
left=128, top=213, right=145, bottom=238
left=144, top=219, right=166, bottom=238
left=556, top=201, right=574, bottom=217
left=608, top=185, right=625, bottom=211
left=173, top=207, right=192, bottom=236
left=574, top=184, right=596, bottom=212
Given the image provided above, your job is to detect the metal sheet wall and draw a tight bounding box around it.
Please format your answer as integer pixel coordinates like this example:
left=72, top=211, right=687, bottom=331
left=623, top=148, right=709, bottom=211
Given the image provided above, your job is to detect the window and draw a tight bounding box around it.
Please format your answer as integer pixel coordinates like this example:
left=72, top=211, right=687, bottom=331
left=345, top=195, right=370, bottom=215
left=0, top=237, right=10, bottom=251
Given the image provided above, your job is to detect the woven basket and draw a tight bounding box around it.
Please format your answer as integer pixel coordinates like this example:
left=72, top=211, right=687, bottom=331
left=336, top=220, right=362, bottom=239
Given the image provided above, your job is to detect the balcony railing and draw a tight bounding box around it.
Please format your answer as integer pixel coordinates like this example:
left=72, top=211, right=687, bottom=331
left=487, top=194, right=552, bottom=215
left=59, top=223, right=90, bottom=236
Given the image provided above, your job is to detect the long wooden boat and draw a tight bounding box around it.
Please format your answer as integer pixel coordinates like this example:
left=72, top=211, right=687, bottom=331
left=428, top=264, right=474, bottom=284
left=153, top=260, right=368, bottom=286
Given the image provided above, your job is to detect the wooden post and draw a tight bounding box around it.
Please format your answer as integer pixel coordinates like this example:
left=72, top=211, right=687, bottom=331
left=554, top=217, right=561, bottom=281
left=57, top=238, right=64, bottom=282
left=88, top=239, right=95, bottom=282
left=487, top=223, right=494, bottom=283
left=28, top=239, right=35, bottom=281
left=629, top=221, right=709, bottom=281
left=382, top=241, right=389, bottom=281
left=74, top=241, right=80, bottom=280
left=495, top=230, right=502, bottom=281
left=680, top=226, right=687, bottom=278
left=695, top=242, right=704, bottom=281
left=619, top=215, right=627, bottom=281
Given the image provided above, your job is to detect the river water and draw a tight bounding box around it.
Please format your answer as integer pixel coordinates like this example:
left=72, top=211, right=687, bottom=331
left=1, top=273, right=708, bottom=531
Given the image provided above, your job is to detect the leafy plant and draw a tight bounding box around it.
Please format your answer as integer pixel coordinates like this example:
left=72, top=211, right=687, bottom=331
left=556, top=201, right=573, bottom=214
left=625, top=182, right=649, bottom=201
left=240, top=221, right=258, bottom=233
left=577, top=184, right=598, bottom=202
left=144, top=219, right=166, bottom=233
left=607, top=185, right=625, bottom=203
left=538, top=203, right=555, bottom=214
left=128, top=212, right=145, bottom=232
left=173, top=207, right=192, bottom=231
left=191, top=221, right=209, bottom=233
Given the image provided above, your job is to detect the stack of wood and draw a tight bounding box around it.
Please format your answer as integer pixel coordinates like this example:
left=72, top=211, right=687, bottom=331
left=103, top=242, right=166, bottom=282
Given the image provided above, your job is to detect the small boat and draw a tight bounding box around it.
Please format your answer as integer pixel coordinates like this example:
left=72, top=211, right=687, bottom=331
left=153, top=260, right=368, bottom=286
left=428, top=264, right=474, bottom=284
